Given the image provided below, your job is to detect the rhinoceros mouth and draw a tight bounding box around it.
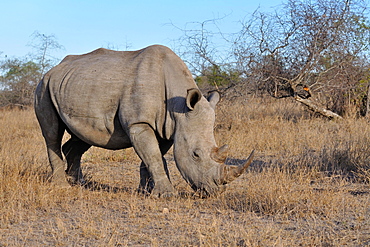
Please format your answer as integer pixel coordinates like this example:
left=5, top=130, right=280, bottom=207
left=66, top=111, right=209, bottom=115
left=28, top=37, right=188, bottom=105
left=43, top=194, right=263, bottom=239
left=191, top=181, right=223, bottom=198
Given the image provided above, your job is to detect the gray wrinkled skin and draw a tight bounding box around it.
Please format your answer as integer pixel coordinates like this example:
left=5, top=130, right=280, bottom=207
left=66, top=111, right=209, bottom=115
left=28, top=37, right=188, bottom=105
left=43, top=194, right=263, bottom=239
left=34, top=45, right=253, bottom=197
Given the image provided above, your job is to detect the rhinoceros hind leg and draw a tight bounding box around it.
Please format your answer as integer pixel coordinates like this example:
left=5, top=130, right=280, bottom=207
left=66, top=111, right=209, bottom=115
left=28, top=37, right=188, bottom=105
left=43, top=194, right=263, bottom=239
left=62, top=136, right=91, bottom=185
left=35, top=90, right=69, bottom=187
left=47, top=140, right=69, bottom=187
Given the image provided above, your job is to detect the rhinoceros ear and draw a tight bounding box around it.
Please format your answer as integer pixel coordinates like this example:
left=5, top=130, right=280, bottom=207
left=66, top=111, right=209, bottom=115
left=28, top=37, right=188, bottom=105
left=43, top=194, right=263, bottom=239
left=186, top=88, right=202, bottom=110
left=207, top=91, right=220, bottom=110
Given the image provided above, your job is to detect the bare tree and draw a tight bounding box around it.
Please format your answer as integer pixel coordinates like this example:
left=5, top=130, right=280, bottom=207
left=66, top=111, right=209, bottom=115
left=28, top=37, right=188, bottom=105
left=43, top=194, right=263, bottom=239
left=28, top=31, right=64, bottom=76
left=174, top=1, right=369, bottom=117
left=171, top=15, right=242, bottom=84
left=172, top=18, right=222, bottom=75
left=233, top=0, right=370, bottom=117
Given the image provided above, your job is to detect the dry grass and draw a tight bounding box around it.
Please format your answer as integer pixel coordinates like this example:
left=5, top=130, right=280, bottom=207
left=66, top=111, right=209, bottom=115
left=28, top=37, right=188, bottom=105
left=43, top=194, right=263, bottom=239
left=0, top=97, right=369, bottom=246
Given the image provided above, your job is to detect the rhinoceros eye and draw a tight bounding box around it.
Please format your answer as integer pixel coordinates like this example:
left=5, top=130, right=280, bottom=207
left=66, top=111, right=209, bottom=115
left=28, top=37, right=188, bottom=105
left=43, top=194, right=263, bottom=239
left=192, top=149, right=202, bottom=161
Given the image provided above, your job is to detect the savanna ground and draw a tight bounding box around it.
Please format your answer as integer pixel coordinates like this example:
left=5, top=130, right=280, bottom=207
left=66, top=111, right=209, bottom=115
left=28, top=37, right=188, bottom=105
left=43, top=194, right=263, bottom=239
left=0, top=96, right=369, bottom=246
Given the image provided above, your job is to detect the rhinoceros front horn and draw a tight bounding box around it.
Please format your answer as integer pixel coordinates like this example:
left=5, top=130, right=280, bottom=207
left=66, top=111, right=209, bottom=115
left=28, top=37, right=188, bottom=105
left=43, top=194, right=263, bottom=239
left=219, top=150, right=255, bottom=185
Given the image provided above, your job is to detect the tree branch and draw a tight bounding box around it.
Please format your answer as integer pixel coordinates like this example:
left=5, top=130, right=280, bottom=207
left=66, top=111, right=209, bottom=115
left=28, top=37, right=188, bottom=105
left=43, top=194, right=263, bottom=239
left=294, top=95, right=343, bottom=120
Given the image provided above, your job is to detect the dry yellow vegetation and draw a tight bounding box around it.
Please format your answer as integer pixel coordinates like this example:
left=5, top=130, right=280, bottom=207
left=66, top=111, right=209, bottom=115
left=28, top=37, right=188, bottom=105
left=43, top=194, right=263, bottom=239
left=0, top=97, right=369, bottom=246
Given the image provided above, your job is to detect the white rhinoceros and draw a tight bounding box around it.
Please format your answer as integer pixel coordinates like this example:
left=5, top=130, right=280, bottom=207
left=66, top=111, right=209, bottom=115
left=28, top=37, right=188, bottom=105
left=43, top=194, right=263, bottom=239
left=34, top=45, right=254, bottom=197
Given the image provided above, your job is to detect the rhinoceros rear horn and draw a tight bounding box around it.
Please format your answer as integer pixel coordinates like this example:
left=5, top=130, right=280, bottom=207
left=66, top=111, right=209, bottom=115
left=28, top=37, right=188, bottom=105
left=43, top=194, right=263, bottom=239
left=220, top=150, right=255, bottom=184
left=211, top=144, right=229, bottom=163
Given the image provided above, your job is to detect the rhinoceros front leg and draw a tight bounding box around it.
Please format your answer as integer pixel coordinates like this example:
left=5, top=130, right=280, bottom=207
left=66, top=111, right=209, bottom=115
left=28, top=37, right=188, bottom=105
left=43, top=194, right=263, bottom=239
left=138, top=158, right=169, bottom=195
left=129, top=123, right=176, bottom=197
left=138, top=139, right=173, bottom=194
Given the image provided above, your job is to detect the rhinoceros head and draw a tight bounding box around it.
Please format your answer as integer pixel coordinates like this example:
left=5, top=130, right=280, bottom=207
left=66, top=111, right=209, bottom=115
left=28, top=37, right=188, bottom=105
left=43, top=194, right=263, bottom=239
left=173, top=89, right=254, bottom=196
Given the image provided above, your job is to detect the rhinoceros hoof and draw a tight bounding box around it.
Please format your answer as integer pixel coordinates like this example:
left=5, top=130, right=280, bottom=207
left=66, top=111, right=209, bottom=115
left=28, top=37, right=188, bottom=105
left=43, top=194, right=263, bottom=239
left=66, top=175, right=86, bottom=186
left=50, top=177, right=71, bottom=188
left=137, top=187, right=152, bottom=196
left=151, top=186, right=177, bottom=198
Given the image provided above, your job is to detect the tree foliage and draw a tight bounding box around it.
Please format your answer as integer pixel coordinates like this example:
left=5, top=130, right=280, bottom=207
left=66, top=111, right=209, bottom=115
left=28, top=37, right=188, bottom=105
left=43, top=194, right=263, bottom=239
left=195, top=64, right=241, bottom=88
left=0, top=59, right=41, bottom=106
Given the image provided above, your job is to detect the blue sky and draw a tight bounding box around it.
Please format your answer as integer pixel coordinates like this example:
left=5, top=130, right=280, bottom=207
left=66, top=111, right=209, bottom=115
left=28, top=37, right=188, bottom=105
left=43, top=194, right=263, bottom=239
left=1, top=0, right=279, bottom=59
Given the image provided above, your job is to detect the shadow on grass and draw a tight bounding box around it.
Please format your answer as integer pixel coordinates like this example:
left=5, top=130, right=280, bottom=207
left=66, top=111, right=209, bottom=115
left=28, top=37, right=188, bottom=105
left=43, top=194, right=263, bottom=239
left=82, top=180, right=134, bottom=194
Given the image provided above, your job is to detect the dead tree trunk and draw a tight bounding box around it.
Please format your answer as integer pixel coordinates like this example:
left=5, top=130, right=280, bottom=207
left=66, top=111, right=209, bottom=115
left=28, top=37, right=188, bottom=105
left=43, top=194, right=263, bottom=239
left=294, top=96, right=343, bottom=120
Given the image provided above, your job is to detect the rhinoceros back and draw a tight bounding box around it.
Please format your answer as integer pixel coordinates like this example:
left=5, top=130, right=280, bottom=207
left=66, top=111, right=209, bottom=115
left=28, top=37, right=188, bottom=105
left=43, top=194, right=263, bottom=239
left=40, top=45, right=195, bottom=148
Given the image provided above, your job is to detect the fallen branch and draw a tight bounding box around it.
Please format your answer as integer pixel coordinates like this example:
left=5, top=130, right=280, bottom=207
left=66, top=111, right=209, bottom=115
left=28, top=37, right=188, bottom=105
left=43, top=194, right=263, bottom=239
left=294, top=96, right=343, bottom=120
